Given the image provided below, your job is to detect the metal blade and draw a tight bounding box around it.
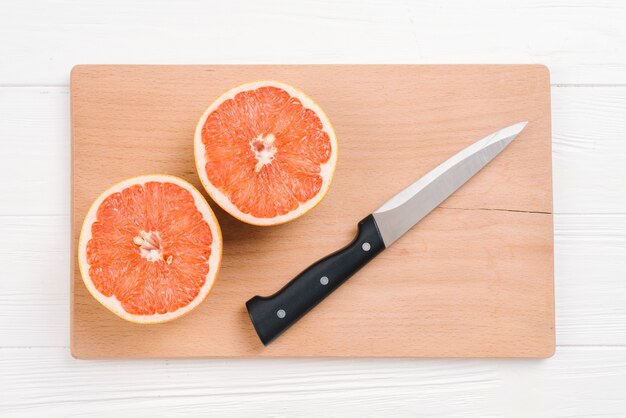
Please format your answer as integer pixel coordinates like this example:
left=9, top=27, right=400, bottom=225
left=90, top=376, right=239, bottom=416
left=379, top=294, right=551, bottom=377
left=372, top=121, right=527, bottom=247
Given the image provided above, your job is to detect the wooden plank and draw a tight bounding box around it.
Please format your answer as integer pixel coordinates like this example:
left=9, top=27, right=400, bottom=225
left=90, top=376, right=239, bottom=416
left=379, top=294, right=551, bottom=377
left=70, top=65, right=553, bottom=358
left=4, top=213, right=625, bottom=349
left=3, top=85, right=626, bottom=218
left=1, top=347, right=626, bottom=417
left=1, top=0, right=625, bottom=86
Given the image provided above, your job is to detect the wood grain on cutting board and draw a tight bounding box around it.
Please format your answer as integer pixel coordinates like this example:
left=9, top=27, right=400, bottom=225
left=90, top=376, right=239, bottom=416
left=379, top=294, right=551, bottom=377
left=71, top=65, right=553, bottom=358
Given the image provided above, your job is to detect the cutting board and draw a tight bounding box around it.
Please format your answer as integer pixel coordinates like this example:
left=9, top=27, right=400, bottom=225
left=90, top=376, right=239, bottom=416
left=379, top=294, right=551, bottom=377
left=71, top=65, right=554, bottom=358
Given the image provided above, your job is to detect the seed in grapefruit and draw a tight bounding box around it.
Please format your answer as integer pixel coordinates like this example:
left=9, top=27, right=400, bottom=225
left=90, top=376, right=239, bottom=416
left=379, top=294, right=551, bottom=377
left=194, top=81, right=338, bottom=226
left=78, top=175, right=222, bottom=324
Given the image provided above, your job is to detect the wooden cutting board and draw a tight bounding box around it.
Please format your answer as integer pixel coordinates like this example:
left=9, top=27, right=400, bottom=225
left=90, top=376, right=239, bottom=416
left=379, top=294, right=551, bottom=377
left=71, top=65, right=554, bottom=358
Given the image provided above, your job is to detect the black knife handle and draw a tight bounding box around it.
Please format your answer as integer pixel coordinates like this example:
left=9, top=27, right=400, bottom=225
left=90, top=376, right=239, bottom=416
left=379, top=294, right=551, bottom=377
left=246, top=214, right=385, bottom=345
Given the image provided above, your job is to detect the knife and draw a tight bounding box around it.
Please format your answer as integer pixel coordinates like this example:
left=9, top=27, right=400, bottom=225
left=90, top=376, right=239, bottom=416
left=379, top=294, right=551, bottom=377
left=246, top=121, right=528, bottom=345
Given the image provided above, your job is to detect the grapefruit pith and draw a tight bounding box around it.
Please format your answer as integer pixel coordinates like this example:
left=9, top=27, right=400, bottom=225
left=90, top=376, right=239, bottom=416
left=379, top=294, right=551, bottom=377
left=194, top=81, right=338, bottom=226
left=78, top=175, right=222, bottom=324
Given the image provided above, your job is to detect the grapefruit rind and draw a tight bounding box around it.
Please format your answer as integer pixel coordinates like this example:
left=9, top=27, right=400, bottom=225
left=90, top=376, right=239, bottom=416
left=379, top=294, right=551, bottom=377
left=77, top=174, right=222, bottom=324
left=194, top=80, right=338, bottom=226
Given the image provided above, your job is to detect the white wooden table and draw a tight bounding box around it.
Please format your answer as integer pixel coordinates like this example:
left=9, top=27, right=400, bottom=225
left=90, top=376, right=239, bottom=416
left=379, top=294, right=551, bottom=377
left=1, top=1, right=625, bottom=416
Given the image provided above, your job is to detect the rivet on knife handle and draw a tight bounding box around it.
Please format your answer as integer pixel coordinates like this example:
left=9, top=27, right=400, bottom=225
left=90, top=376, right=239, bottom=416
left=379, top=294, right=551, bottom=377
left=246, top=214, right=385, bottom=345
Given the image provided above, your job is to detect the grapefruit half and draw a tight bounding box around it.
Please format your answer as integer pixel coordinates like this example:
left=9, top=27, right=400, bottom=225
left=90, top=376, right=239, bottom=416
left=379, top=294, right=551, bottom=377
left=78, top=175, right=222, bottom=324
left=194, top=81, right=338, bottom=226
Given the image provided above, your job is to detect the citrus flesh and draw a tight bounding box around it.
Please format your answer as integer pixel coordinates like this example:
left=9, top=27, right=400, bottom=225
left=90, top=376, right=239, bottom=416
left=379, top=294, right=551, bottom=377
left=78, top=175, right=222, bottom=323
left=194, top=81, right=337, bottom=225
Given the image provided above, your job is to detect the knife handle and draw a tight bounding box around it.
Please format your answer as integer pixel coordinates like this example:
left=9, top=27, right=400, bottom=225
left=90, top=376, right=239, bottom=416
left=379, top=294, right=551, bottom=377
left=246, top=214, right=385, bottom=345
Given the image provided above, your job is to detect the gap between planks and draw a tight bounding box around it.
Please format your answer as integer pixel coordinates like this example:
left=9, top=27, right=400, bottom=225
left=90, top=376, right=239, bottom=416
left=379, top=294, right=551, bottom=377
left=3, top=83, right=626, bottom=88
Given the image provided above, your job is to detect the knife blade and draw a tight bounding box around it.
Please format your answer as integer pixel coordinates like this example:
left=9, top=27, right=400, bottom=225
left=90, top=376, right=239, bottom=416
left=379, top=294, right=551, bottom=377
left=246, top=121, right=528, bottom=345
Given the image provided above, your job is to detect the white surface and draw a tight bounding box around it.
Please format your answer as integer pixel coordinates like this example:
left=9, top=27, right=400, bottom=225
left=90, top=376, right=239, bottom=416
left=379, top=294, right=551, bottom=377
left=1, top=0, right=626, bottom=417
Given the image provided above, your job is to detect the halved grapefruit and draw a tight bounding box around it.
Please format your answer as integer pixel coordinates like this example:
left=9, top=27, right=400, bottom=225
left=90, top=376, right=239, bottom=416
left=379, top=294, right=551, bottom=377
left=78, top=175, right=222, bottom=324
left=194, top=81, right=338, bottom=226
